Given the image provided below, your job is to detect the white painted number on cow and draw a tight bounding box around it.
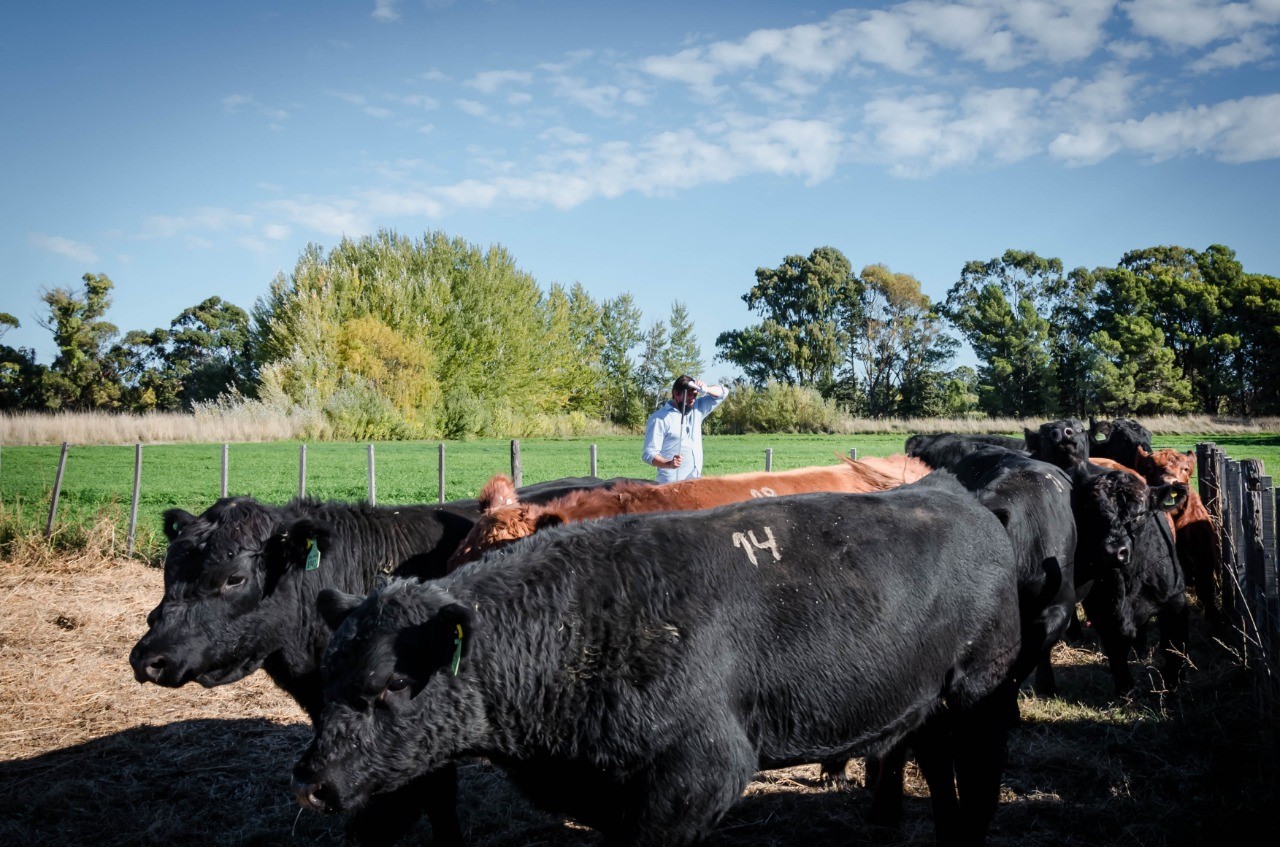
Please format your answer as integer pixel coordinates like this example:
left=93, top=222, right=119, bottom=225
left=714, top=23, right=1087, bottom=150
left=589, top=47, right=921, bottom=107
left=732, top=527, right=781, bottom=567
left=749, top=487, right=777, bottom=498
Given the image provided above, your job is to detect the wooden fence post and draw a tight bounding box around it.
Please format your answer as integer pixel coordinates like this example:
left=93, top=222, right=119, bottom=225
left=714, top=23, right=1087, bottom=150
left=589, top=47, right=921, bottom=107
left=367, top=444, right=376, bottom=506
left=127, top=443, right=142, bottom=557
left=590, top=444, right=598, bottom=478
left=221, top=444, right=229, bottom=498
left=1258, top=471, right=1278, bottom=668
left=849, top=447, right=858, bottom=461
left=765, top=448, right=773, bottom=472
left=299, top=444, right=307, bottom=499
left=511, top=440, right=522, bottom=489
left=438, top=443, right=446, bottom=504
left=45, top=442, right=69, bottom=538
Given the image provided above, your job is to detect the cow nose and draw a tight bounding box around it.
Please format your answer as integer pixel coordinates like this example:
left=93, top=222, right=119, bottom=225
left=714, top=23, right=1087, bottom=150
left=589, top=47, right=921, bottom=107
left=291, top=775, right=331, bottom=813
left=131, top=650, right=168, bottom=684
left=1113, top=545, right=1130, bottom=565
left=1064, top=426, right=1074, bottom=438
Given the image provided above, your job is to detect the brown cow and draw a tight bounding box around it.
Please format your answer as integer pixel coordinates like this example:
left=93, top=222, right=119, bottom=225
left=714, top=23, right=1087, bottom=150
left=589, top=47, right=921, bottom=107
left=447, top=454, right=932, bottom=568
left=1135, top=446, right=1222, bottom=623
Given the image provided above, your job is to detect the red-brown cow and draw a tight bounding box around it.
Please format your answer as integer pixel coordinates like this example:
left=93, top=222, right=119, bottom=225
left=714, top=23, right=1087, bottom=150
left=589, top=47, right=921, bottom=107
left=447, top=454, right=932, bottom=568
left=1135, top=446, right=1223, bottom=623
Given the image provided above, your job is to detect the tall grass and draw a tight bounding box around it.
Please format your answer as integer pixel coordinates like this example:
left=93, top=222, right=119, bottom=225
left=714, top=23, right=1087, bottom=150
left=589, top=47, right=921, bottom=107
left=5, top=409, right=1279, bottom=446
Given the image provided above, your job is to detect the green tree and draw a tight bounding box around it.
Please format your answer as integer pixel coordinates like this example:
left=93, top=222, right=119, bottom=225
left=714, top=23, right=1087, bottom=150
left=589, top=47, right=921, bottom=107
left=37, top=273, right=122, bottom=410
left=636, top=319, right=668, bottom=411
left=715, top=246, right=858, bottom=388
left=599, top=293, right=644, bottom=426
left=1088, top=266, right=1195, bottom=414
left=942, top=250, right=1062, bottom=417
left=1120, top=245, right=1234, bottom=413
left=0, top=313, right=45, bottom=410
left=1224, top=271, right=1280, bottom=415
left=664, top=301, right=704, bottom=380
left=851, top=264, right=957, bottom=418
left=1043, top=266, right=1102, bottom=418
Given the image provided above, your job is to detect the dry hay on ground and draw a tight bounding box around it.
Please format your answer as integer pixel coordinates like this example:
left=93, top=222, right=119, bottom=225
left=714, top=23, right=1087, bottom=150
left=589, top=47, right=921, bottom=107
left=1, top=556, right=1277, bottom=846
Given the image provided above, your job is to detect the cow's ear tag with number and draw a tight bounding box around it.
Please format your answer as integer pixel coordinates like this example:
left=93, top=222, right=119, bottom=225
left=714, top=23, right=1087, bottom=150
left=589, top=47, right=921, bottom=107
left=305, top=538, right=321, bottom=571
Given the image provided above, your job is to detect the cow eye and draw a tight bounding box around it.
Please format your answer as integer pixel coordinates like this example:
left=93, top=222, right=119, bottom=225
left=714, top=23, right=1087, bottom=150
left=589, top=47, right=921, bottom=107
left=379, top=675, right=412, bottom=703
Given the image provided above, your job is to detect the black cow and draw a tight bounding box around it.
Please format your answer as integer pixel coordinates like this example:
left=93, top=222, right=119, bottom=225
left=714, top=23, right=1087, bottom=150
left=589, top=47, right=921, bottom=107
left=130, top=495, right=474, bottom=845
left=949, top=447, right=1078, bottom=696
left=1024, top=418, right=1090, bottom=471
left=904, top=432, right=1029, bottom=469
left=130, top=476, right=645, bottom=846
left=294, top=477, right=1022, bottom=847
left=1072, top=470, right=1188, bottom=697
left=826, top=445, right=1076, bottom=815
left=1088, top=417, right=1153, bottom=469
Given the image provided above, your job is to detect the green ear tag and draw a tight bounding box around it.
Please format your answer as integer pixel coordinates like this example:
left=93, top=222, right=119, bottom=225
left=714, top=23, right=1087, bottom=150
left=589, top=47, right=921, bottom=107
left=305, top=538, right=321, bottom=571
left=450, top=624, right=463, bottom=676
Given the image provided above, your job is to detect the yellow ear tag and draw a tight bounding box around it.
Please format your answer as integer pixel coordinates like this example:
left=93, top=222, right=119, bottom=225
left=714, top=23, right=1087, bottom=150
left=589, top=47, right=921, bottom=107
left=450, top=624, right=464, bottom=676
left=305, top=538, right=321, bottom=571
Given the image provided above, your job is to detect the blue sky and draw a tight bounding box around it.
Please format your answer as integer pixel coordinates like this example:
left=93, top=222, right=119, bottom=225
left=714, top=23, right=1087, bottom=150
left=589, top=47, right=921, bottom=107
left=4, top=0, right=1278, bottom=380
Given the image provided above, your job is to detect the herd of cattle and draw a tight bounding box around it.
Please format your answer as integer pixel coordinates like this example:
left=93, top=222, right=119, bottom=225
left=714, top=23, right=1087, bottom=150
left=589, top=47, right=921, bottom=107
left=128, top=417, right=1219, bottom=847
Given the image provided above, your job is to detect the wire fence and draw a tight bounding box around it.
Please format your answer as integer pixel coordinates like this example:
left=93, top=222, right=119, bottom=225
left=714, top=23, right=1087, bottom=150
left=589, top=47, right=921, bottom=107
left=1197, top=442, right=1278, bottom=710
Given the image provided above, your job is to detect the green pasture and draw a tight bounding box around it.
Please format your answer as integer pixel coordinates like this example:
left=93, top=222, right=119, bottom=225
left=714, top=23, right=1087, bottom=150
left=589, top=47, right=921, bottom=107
left=2, top=432, right=1276, bottom=562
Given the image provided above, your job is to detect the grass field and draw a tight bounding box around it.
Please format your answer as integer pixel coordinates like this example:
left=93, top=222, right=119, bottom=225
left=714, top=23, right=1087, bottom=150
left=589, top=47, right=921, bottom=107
left=2, top=432, right=1277, bottom=562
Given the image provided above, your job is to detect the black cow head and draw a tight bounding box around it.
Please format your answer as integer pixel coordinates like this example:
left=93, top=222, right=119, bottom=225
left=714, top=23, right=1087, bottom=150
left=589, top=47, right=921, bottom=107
left=292, top=581, right=477, bottom=815
left=1087, top=418, right=1153, bottom=468
left=1025, top=419, right=1089, bottom=471
left=1074, top=471, right=1185, bottom=570
left=129, top=496, right=328, bottom=689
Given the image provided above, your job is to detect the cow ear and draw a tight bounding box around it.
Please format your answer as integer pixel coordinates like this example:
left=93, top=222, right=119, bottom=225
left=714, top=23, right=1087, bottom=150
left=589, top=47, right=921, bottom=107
left=279, top=518, right=333, bottom=571
left=162, top=508, right=196, bottom=541
left=1023, top=428, right=1041, bottom=452
left=400, top=602, right=476, bottom=681
left=1152, top=482, right=1187, bottom=512
left=317, top=589, right=363, bottom=632
left=478, top=475, right=518, bottom=513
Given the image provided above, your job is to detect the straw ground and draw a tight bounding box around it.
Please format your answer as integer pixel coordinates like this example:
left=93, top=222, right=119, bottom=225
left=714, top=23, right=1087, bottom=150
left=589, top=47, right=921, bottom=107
left=1, top=551, right=1276, bottom=847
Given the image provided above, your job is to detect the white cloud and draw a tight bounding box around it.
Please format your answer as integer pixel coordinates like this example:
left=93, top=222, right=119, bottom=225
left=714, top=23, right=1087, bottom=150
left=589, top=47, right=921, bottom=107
left=466, top=70, right=533, bottom=94
left=29, top=232, right=98, bottom=263
left=1123, top=0, right=1280, bottom=48
left=263, top=224, right=292, bottom=240
left=1050, top=93, right=1280, bottom=164
left=858, top=86, right=1042, bottom=176
left=364, top=106, right=393, bottom=119
left=221, top=94, right=253, bottom=112
left=1190, top=31, right=1275, bottom=71
left=266, top=199, right=367, bottom=237
left=540, top=126, right=592, bottom=145
left=140, top=208, right=253, bottom=239
left=456, top=99, right=489, bottom=118
left=372, top=0, right=401, bottom=22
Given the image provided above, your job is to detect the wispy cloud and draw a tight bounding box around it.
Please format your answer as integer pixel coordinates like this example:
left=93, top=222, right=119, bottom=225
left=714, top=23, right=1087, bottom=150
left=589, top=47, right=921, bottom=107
left=29, top=232, right=98, bottom=263
left=140, top=207, right=253, bottom=240
left=1051, top=93, right=1280, bottom=165
left=466, top=70, right=533, bottom=94
left=372, top=0, right=401, bottom=23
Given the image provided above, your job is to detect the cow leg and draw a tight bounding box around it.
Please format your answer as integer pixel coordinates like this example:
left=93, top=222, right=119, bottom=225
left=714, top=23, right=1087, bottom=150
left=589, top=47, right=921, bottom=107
left=866, top=747, right=907, bottom=828
left=610, top=735, right=754, bottom=847
left=1032, top=650, right=1057, bottom=699
left=818, top=757, right=852, bottom=790
left=910, top=722, right=963, bottom=847
left=347, top=764, right=461, bottom=847
left=953, top=683, right=1017, bottom=847
left=1158, top=597, right=1190, bottom=692
left=1091, top=617, right=1136, bottom=699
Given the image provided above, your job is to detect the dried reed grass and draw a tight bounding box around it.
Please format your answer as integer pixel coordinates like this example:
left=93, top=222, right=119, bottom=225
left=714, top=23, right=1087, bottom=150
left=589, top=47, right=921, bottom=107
left=4, top=410, right=1277, bottom=447
left=0, top=560, right=1276, bottom=846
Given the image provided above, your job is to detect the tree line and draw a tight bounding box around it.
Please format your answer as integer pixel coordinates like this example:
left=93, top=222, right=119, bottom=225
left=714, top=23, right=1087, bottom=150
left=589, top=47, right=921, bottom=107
left=3, top=232, right=1275, bottom=437
left=717, top=243, right=1279, bottom=419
